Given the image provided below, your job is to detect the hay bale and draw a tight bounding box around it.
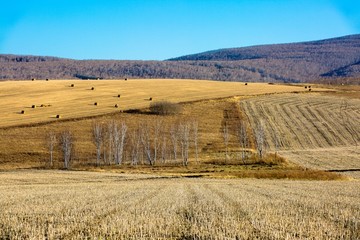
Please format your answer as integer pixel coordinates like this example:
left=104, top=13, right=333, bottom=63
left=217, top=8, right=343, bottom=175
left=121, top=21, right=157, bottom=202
left=308, top=85, right=311, bottom=88
left=56, top=114, right=61, bottom=119
left=91, top=87, right=95, bottom=90
left=245, top=83, right=248, bottom=85
left=46, top=79, right=49, bottom=81
left=304, top=86, right=307, bottom=89
left=309, top=88, right=312, bottom=91
left=118, top=94, right=121, bottom=98
left=21, top=110, right=25, bottom=114
left=71, top=84, right=74, bottom=87
left=31, top=78, right=35, bottom=81
left=149, top=97, right=153, bottom=101
left=125, top=78, right=127, bottom=81
left=115, top=104, right=119, bottom=108
left=94, top=102, right=98, bottom=106
left=32, top=105, right=36, bottom=109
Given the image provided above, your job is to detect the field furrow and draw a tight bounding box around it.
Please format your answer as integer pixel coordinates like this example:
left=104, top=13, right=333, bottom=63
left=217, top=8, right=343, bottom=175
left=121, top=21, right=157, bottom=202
left=240, top=93, right=360, bottom=176
left=0, top=171, right=359, bottom=239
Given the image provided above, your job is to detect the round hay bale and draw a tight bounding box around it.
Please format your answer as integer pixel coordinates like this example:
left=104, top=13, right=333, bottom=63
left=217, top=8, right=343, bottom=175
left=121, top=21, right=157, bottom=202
left=149, top=97, right=153, bottom=101
left=115, top=104, right=118, bottom=108
left=91, top=87, right=95, bottom=90
left=71, top=84, right=74, bottom=87
left=21, top=110, right=25, bottom=114
left=46, top=79, right=49, bottom=81
left=304, top=86, right=307, bottom=89
left=125, top=78, right=127, bottom=81
left=31, top=105, right=36, bottom=109
left=94, top=102, right=98, bottom=106
left=31, top=78, right=35, bottom=81
left=308, top=85, right=311, bottom=88
left=118, top=94, right=121, bottom=98
left=56, top=114, right=61, bottom=119
left=245, top=83, right=248, bottom=85
left=309, top=88, right=312, bottom=91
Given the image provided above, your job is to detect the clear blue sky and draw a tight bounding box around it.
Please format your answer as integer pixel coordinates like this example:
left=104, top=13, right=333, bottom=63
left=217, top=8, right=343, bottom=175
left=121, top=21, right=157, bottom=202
left=1, top=0, right=359, bottom=60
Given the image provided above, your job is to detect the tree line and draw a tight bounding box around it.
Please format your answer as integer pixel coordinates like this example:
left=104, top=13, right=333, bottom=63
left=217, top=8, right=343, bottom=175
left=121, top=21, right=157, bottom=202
left=45, top=118, right=199, bottom=169
left=45, top=116, right=276, bottom=169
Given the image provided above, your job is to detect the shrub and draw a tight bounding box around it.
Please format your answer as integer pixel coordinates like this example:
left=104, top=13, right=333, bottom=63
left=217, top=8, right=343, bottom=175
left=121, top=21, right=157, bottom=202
left=149, top=101, right=181, bottom=115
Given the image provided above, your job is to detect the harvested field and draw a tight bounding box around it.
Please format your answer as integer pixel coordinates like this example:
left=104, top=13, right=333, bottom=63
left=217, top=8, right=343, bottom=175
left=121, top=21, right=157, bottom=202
left=240, top=92, right=360, bottom=177
left=0, top=79, right=317, bottom=128
left=0, top=170, right=359, bottom=239
left=279, top=147, right=360, bottom=178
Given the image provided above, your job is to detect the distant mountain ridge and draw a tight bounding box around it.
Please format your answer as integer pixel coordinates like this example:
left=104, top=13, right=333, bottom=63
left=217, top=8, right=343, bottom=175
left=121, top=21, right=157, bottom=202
left=1, top=34, right=360, bottom=83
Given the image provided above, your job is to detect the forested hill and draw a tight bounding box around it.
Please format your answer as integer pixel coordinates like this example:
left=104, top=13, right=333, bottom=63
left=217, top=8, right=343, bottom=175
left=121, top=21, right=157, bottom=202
left=1, top=34, right=360, bottom=83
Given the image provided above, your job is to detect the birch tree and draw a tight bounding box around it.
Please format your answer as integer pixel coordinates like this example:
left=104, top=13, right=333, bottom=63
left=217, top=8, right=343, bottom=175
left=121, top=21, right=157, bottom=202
left=170, top=124, right=178, bottom=161
left=222, top=122, right=230, bottom=163
left=46, top=131, right=57, bottom=167
left=130, top=128, right=141, bottom=165
left=192, top=120, right=199, bottom=163
left=237, top=120, right=248, bottom=164
left=255, top=119, right=266, bottom=159
left=152, top=119, right=162, bottom=164
left=179, top=122, right=190, bottom=166
left=60, top=130, right=73, bottom=169
left=92, top=122, right=103, bottom=166
left=114, top=122, right=127, bottom=165
left=106, top=121, right=115, bottom=164
left=140, top=122, right=154, bottom=165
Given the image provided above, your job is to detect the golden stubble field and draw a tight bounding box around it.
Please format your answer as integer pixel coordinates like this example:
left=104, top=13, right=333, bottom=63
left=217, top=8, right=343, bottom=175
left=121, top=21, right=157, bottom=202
left=0, top=80, right=360, bottom=239
left=0, top=170, right=359, bottom=239
left=0, top=79, right=315, bottom=128
left=240, top=92, right=360, bottom=178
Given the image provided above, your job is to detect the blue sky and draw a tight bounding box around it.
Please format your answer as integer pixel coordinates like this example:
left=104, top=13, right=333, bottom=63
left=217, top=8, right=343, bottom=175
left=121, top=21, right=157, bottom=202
left=0, top=0, right=359, bottom=60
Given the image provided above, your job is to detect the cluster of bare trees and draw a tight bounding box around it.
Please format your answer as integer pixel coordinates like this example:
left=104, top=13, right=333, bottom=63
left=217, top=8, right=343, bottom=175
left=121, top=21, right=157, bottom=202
left=92, top=119, right=199, bottom=167
left=46, top=116, right=273, bottom=169
left=45, top=118, right=200, bottom=169
left=223, top=118, right=269, bottom=163
left=45, top=130, right=74, bottom=169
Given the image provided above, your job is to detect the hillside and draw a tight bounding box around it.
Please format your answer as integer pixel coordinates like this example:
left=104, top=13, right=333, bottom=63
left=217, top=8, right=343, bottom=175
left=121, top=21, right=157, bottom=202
left=1, top=34, right=360, bottom=83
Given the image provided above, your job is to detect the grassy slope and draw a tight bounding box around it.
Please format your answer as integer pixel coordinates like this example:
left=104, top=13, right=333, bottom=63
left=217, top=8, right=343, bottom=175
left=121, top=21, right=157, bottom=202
left=0, top=79, right=316, bottom=128
left=0, top=89, right=346, bottom=180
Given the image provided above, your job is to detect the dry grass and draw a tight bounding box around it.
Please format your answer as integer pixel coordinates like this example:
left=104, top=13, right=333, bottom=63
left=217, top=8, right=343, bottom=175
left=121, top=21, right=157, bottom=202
left=0, top=170, right=358, bottom=239
left=240, top=92, right=360, bottom=178
left=0, top=85, right=357, bottom=179
left=0, top=79, right=323, bottom=128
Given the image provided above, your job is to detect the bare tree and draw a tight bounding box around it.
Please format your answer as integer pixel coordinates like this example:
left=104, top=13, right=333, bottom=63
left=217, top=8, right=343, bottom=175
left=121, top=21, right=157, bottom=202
left=46, top=131, right=57, bottom=167
left=179, top=122, right=190, bottom=166
left=114, top=122, right=127, bottom=165
left=152, top=119, right=162, bottom=164
left=237, top=120, right=248, bottom=164
left=140, top=122, right=154, bottom=165
left=130, top=128, right=141, bottom=165
left=161, top=134, right=167, bottom=163
left=222, top=122, right=230, bottom=163
left=59, top=130, right=73, bottom=169
left=170, top=124, right=178, bottom=161
left=192, top=120, right=199, bottom=163
left=92, top=122, right=103, bottom=166
left=255, top=119, right=266, bottom=159
left=104, top=121, right=115, bottom=165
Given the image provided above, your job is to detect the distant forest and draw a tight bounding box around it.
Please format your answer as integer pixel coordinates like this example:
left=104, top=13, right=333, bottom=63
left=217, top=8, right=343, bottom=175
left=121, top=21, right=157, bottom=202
left=1, top=34, right=360, bottom=84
